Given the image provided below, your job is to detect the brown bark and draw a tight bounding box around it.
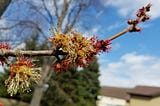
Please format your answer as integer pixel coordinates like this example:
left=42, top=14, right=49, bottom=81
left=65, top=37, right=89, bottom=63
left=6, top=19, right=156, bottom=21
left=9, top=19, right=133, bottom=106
left=30, top=65, right=51, bottom=106
left=0, top=0, right=11, bottom=17
left=56, top=0, right=71, bottom=30
left=0, top=49, right=66, bottom=57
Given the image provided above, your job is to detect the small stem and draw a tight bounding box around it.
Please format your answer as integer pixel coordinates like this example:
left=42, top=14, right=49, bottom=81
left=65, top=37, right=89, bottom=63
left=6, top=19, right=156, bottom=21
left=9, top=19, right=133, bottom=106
left=107, top=27, right=130, bottom=41
left=106, top=4, right=150, bottom=41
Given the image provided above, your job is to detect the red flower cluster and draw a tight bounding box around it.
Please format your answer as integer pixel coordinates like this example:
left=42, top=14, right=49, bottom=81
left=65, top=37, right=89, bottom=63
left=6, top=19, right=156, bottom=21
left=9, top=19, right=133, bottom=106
left=16, top=57, right=35, bottom=67
left=0, top=42, right=10, bottom=49
left=94, top=39, right=111, bottom=53
left=0, top=41, right=10, bottom=65
left=50, top=31, right=111, bottom=73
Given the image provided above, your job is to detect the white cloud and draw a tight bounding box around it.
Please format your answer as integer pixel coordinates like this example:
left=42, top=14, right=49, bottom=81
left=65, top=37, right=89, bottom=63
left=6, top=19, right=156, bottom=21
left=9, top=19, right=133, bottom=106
left=107, top=22, right=125, bottom=31
left=101, top=0, right=160, bottom=19
left=81, top=26, right=101, bottom=37
left=99, top=52, right=160, bottom=87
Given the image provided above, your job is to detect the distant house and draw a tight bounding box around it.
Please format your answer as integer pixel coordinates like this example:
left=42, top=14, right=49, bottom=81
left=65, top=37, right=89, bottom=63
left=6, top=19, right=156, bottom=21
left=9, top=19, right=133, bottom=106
left=97, top=86, right=131, bottom=106
left=128, top=86, right=160, bottom=106
left=97, top=86, right=160, bottom=106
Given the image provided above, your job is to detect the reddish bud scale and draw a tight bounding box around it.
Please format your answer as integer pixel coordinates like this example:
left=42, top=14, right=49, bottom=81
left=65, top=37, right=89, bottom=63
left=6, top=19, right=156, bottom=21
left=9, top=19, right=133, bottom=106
left=128, top=19, right=139, bottom=25
left=94, top=40, right=111, bottom=53
left=0, top=41, right=10, bottom=65
left=136, top=8, right=145, bottom=17
left=0, top=42, right=10, bottom=49
left=129, top=26, right=141, bottom=32
left=146, top=3, right=152, bottom=11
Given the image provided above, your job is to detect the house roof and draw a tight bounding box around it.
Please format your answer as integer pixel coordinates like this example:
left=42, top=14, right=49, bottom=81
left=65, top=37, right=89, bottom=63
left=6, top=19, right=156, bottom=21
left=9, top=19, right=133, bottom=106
left=100, top=85, right=160, bottom=100
left=100, top=86, right=131, bottom=101
left=127, top=86, right=160, bottom=97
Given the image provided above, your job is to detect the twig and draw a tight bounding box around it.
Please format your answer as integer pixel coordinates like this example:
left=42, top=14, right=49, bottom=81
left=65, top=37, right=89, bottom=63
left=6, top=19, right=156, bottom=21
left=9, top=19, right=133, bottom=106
left=107, top=4, right=151, bottom=41
left=0, top=49, right=66, bottom=57
left=107, top=28, right=129, bottom=41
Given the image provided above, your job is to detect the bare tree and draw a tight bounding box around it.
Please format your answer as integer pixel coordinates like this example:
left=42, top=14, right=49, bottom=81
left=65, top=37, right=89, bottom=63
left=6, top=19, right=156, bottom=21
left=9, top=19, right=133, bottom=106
left=0, top=0, right=11, bottom=17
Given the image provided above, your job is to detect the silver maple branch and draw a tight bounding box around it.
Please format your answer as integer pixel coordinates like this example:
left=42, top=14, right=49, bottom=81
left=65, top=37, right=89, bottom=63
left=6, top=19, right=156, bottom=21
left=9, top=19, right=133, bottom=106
left=0, top=4, right=151, bottom=57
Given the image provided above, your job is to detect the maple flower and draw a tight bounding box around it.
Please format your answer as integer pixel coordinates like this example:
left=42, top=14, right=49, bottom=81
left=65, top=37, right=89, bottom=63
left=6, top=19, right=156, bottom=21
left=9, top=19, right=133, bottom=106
left=0, top=41, right=10, bottom=65
left=5, top=57, right=41, bottom=96
left=50, top=31, right=111, bottom=73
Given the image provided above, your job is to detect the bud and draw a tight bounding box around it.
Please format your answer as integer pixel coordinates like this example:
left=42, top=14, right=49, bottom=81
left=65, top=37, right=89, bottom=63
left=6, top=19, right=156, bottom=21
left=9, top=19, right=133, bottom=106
left=129, top=26, right=141, bottom=32
left=128, top=19, right=139, bottom=25
left=136, top=8, right=145, bottom=17
left=142, top=15, right=150, bottom=22
left=0, top=42, right=10, bottom=65
left=146, top=3, right=152, bottom=11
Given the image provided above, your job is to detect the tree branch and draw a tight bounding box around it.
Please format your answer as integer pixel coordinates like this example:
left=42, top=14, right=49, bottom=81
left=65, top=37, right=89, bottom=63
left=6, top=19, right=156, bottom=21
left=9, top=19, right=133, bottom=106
left=0, top=4, right=151, bottom=58
left=107, top=27, right=130, bottom=41
left=106, top=17, right=144, bottom=41
left=106, top=4, right=151, bottom=41
left=0, top=0, right=11, bottom=17
left=41, top=0, right=54, bottom=24
left=24, top=1, right=50, bottom=23
left=53, top=0, right=60, bottom=19
left=64, top=2, right=83, bottom=33
left=57, top=0, right=71, bottom=30
left=0, top=49, right=67, bottom=57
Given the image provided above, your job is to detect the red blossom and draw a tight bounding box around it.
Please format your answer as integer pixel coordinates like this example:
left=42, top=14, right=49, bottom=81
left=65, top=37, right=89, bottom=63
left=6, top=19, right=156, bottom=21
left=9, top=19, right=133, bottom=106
left=53, top=62, right=70, bottom=73
left=94, top=39, right=111, bottom=53
left=17, top=57, right=35, bottom=67
left=0, top=41, right=10, bottom=49
left=0, top=41, right=10, bottom=65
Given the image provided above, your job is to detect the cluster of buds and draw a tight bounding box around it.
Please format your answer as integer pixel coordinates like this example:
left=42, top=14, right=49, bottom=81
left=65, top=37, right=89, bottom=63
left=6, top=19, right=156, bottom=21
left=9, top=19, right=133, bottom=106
left=50, top=31, right=111, bottom=73
left=0, top=41, right=10, bottom=65
left=5, top=57, right=41, bottom=96
left=128, top=3, right=151, bottom=32
left=136, top=3, right=151, bottom=20
left=94, top=39, right=111, bottom=53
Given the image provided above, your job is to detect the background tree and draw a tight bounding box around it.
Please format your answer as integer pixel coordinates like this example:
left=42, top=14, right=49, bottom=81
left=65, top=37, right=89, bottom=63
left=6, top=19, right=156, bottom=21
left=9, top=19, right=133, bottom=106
left=0, top=0, right=11, bottom=17
left=41, top=57, right=100, bottom=106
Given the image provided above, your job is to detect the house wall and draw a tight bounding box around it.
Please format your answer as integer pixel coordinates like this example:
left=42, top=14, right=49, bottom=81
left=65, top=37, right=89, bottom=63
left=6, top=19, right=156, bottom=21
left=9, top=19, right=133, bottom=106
left=130, top=96, right=160, bottom=106
left=97, top=96, right=128, bottom=106
left=126, top=102, right=130, bottom=106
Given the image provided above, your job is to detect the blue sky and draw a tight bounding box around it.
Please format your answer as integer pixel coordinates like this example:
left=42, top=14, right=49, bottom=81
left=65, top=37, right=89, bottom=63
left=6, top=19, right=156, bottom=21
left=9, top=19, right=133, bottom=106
left=94, top=0, right=160, bottom=88
left=0, top=0, right=160, bottom=88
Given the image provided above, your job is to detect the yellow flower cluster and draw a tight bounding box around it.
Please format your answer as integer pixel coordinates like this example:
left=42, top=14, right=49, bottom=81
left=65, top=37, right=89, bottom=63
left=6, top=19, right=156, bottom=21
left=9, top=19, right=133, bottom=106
left=5, top=57, right=41, bottom=96
left=50, top=31, right=97, bottom=72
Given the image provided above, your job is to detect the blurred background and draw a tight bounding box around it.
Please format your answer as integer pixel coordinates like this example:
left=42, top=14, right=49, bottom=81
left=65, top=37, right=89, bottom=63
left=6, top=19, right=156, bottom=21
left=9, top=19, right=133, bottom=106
left=0, top=0, right=160, bottom=106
